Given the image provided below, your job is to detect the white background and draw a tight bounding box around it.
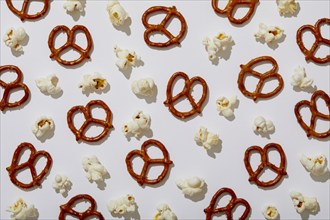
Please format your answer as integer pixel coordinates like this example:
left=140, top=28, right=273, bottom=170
left=1, top=0, right=329, bottom=219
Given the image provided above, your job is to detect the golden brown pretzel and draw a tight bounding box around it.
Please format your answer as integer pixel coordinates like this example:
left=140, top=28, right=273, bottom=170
left=244, top=143, right=287, bottom=187
left=294, top=90, right=330, bottom=139
left=67, top=100, right=113, bottom=142
left=6, top=142, right=52, bottom=189
left=5, top=0, right=50, bottom=21
left=48, top=25, right=93, bottom=66
left=142, top=6, right=187, bottom=47
left=296, top=18, right=330, bottom=64
left=126, top=139, right=173, bottom=186
left=0, top=65, right=30, bottom=111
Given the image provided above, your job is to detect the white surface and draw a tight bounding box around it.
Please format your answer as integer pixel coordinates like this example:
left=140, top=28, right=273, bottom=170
left=1, top=0, right=329, bottom=219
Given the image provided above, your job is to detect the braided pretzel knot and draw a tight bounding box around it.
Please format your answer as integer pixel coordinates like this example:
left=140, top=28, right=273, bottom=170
left=126, top=139, right=173, bottom=186
left=67, top=100, right=113, bottom=142
left=238, top=56, right=284, bottom=101
left=5, top=0, right=50, bottom=21
left=164, top=72, right=208, bottom=119
left=212, top=0, right=259, bottom=24
left=204, top=187, right=251, bottom=220
left=6, top=142, right=52, bottom=189
left=294, top=90, right=330, bottom=139
left=59, top=194, right=104, bottom=220
left=48, top=25, right=92, bottom=66
left=142, top=6, right=187, bottom=47
left=244, top=143, right=287, bottom=187
left=296, top=18, right=330, bottom=64
left=0, top=65, right=30, bottom=111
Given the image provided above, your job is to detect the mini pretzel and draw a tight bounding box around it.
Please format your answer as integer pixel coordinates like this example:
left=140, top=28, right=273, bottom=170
left=204, top=187, right=251, bottom=220
left=59, top=194, right=104, bottom=220
left=5, top=0, right=50, bottom=21
left=6, top=142, right=52, bottom=189
left=212, top=0, right=259, bottom=24
left=48, top=25, right=93, bottom=66
left=67, top=100, right=113, bottom=142
left=238, top=56, right=284, bottom=101
left=0, top=65, right=30, bottom=111
left=244, top=143, right=287, bottom=187
left=164, top=72, right=208, bottom=119
left=126, top=139, right=173, bottom=186
left=142, top=6, right=187, bottom=47
left=296, top=18, right=330, bottom=64
left=294, top=90, right=330, bottom=139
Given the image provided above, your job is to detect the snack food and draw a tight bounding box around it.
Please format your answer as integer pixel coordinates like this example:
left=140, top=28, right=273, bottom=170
left=114, top=45, right=141, bottom=70
left=154, top=204, right=177, bottom=220
left=35, top=74, right=62, bottom=95
left=5, top=0, right=50, bottom=21
left=122, top=111, right=151, bottom=138
left=79, top=73, right=108, bottom=93
left=52, top=174, right=72, bottom=195
left=7, top=198, right=38, bottom=220
left=300, top=154, right=328, bottom=176
left=216, top=95, right=238, bottom=118
left=252, top=116, right=275, bottom=134
left=6, top=142, right=53, bottom=189
left=131, top=78, right=155, bottom=97
left=194, top=127, right=220, bottom=150
left=164, top=72, right=208, bottom=119
left=289, top=191, right=319, bottom=214
left=31, top=116, right=55, bottom=138
left=107, top=0, right=129, bottom=26
left=291, top=66, right=313, bottom=89
left=203, top=32, right=233, bottom=61
left=276, top=0, right=298, bottom=16
left=176, top=176, right=205, bottom=197
left=254, top=23, right=284, bottom=44
left=107, top=194, right=137, bottom=215
left=63, top=0, right=84, bottom=12
left=3, top=27, right=27, bottom=52
left=262, top=205, right=279, bottom=220
left=82, top=155, right=108, bottom=183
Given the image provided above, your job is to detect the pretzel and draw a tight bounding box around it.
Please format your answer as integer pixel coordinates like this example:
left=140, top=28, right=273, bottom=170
left=142, top=6, right=187, bottom=47
left=294, top=90, right=330, bottom=139
left=204, top=187, right=251, bottom=220
left=59, top=194, right=104, bottom=220
left=238, top=56, right=284, bottom=101
left=164, top=72, right=208, bottom=119
left=6, top=142, right=52, bottom=189
left=48, top=25, right=92, bottom=66
left=126, top=139, right=173, bottom=186
left=244, top=143, right=287, bottom=188
left=212, top=0, right=259, bottom=24
left=5, top=0, right=50, bottom=21
left=67, top=100, right=113, bottom=142
left=296, top=18, right=330, bottom=64
left=0, top=65, right=30, bottom=111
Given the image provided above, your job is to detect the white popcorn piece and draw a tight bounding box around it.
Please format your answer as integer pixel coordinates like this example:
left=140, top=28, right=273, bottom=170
left=7, top=198, right=38, bottom=220
left=52, top=174, right=72, bottom=195
left=114, top=46, right=141, bottom=70
left=254, top=23, right=284, bottom=44
left=253, top=116, right=275, bottom=134
left=276, top=0, right=298, bottom=16
left=202, top=32, right=233, bottom=61
left=176, top=176, right=205, bottom=197
left=300, top=154, right=328, bottom=176
left=216, top=96, right=238, bottom=118
left=79, top=73, right=108, bottom=92
left=82, top=156, right=108, bottom=183
left=31, top=116, right=54, bottom=138
left=107, top=0, right=129, bottom=26
left=63, top=0, right=84, bottom=12
left=35, top=74, right=62, bottom=95
left=3, top=27, right=27, bottom=52
left=194, top=127, right=220, bottom=150
left=131, top=78, right=155, bottom=97
left=290, top=191, right=318, bottom=214
left=107, top=194, right=137, bottom=215
left=291, top=66, right=313, bottom=89
left=122, top=111, right=151, bottom=138
left=262, top=205, right=279, bottom=220
left=154, top=204, right=177, bottom=220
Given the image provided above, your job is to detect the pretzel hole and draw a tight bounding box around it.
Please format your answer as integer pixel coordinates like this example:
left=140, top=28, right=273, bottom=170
left=248, top=151, right=262, bottom=172
left=53, top=31, right=69, bottom=50
left=69, top=199, right=93, bottom=214
left=0, top=69, right=19, bottom=84
left=59, top=46, right=86, bottom=62
left=257, top=167, right=279, bottom=183
left=250, top=62, right=274, bottom=74
left=267, top=148, right=281, bottom=166
left=213, top=194, right=232, bottom=213
left=10, top=0, right=45, bottom=14
left=145, top=163, right=166, bottom=180
left=170, top=77, right=193, bottom=112
left=320, top=22, right=330, bottom=40
left=313, top=42, right=329, bottom=59
left=72, top=111, right=86, bottom=131
left=314, top=96, right=330, bottom=133
left=232, top=202, right=249, bottom=219
left=34, top=155, right=48, bottom=176
left=213, top=0, right=230, bottom=10
left=231, top=5, right=252, bottom=21
left=260, top=78, right=282, bottom=94
left=14, top=167, right=33, bottom=185
left=7, top=87, right=27, bottom=104
left=90, top=105, right=107, bottom=119
left=74, top=31, right=88, bottom=49
left=242, top=74, right=260, bottom=93
left=190, top=82, right=204, bottom=104
left=130, top=155, right=144, bottom=175
left=83, top=123, right=106, bottom=138
left=164, top=16, right=182, bottom=38
left=298, top=105, right=313, bottom=124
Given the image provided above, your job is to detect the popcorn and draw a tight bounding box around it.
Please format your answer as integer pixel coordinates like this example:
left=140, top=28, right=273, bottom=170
left=276, top=0, right=298, bottom=16
left=31, top=116, right=54, bottom=138
left=131, top=78, right=155, bottom=97
left=82, top=156, right=108, bottom=183
left=253, top=116, right=275, bottom=133
left=52, top=174, right=72, bottom=195
left=300, top=154, right=328, bottom=176
left=254, top=23, right=284, bottom=43
left=79, top=73, right=108, bottom=92
left=122, top=111, right=151, bottom=138
left=194, top=127, right=220, bottom=150
left=114, top=46, right=141, bottom=70
left=107, top=0, right=129, bottom=26
left=291, top=66, right=313, bottom=89
left=154, top=204, right=177, bottom=220
left=216, top=96, right=238, bottom=118
left=63, top=0, right=84, bottom=12
left=3, top=27, right=27, bottom=52
left=7, top=198, right=38, bottom=220
left=176, top=176, right=205, bottom=197
left=203, top=32, right=233, bottom=61
left=107, top=194, right=137, bottom=215
left=290, top=191, right=318, bottom=213
left=262, top=205, right=279, bottom=220
left=35, top=74, right=62, bottom=95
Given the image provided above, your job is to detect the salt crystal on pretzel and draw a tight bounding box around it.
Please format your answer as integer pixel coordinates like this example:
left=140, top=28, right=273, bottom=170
left=262, top=205, right=279, bottom=220
left=82, top=156, right=108, bottom=183
left=300, top=154, right=328, bottom=176
left=3, top=27, right=26, bottom=52
left=79, top=73, right=108, bottom=92
left=35, top=74, right=62, bottom=95
left=253, top=116, right=275, bottom=134
left=31, top=116, right=54, bottom=138
left=107, top=1, right=129, bottom=26
left=131, top=78, right=155, bottom=97
left=255, top=23, right=284, bottom=44
left=290, top=191, right=318, bottom=214
left=63, top=0, right=84, bottom=12
left=216, top=96, right=237, bottom=118
left=194, top=127, right=220, bottom=150
left=107, top=194, right=137, bottom=215
left=122, top=111, right=151, bottom=138
left=114, top=46, right=141, bottom=70
left=276, top=0, right=298, bottom=16
left=291, top=66, right=313, bottom=89
left=154, top=204, right=177, bottom=220
left=52, top=174, right=72, bottom=195
left=203, top=32, right=233, bottom=61
left=7, top=198, right=38, bottom=220
left=176, top=176, right=205, bottom=197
